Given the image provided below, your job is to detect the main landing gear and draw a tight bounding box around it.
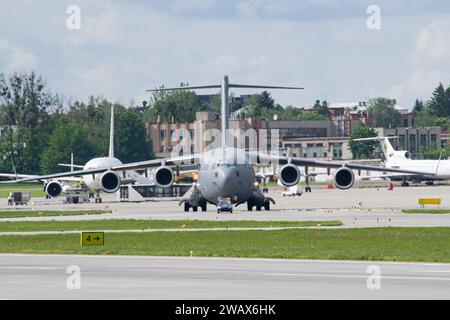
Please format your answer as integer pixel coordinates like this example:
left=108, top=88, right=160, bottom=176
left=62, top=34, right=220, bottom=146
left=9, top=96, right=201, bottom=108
left=183, top=201, right=207, bottom=212
left=94, top=191, right=102, bottom=203
left=247, top=199, right=273, bottom=212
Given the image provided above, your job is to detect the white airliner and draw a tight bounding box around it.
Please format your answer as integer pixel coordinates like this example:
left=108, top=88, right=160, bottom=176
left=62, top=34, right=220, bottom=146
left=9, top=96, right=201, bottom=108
left=0, top=106, right=155, bottom=201
left=355, top=137, right=450, bottom=186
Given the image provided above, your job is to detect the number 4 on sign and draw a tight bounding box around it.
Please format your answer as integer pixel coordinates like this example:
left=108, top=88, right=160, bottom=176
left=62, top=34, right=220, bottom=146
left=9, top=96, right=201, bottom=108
left=80, top=232, right=104, bottom=246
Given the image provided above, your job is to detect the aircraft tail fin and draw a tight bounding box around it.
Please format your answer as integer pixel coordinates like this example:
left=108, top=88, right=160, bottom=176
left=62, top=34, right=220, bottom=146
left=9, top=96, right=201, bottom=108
left=109, top=106, right=114, bottom=158
left=147, top=76, right=303, bottom=153
left=353, top=136, right=397, bottom=160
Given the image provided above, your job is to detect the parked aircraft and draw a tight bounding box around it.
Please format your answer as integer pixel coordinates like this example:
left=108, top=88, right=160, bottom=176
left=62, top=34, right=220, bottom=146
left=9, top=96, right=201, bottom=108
left=0, top=76, right=432, bottom=211
left=355, top=136, right=450, bottom=186
left=0, top=106, right=151, bottom=202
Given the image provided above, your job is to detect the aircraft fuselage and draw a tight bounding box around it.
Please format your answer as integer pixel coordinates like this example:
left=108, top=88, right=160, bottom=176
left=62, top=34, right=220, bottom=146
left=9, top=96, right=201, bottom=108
left=197, top=148, right=257, bottom=204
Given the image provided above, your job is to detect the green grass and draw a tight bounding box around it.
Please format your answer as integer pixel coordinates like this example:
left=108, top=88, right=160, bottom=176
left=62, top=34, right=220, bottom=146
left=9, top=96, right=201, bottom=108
left=0, top=183, right=42, bottom=189
left=0, top=183, right=46, bottom=198
left=0, top=227, right=450, bottom=262
left=0, top=189, right=46, bottom=198
left=0, top=219, right=341, bottom=232
left=402, top=209, right=450, bottom=214
left=0, top=210, right=111, bottom=219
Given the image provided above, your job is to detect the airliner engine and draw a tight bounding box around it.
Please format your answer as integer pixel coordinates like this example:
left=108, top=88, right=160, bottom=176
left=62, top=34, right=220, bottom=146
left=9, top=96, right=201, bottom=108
left=100, top=170, right=121, bottom=193
left=278, top=164, right=301, bottom=187
left=45, top=181, right=63, bottom=197
left=154, top=166, right=174, bottom=188
left=334, top=167, right=355, bottom=190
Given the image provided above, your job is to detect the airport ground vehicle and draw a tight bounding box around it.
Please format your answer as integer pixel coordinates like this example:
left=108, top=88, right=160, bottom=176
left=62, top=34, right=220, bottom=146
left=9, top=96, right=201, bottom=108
left=11, top=192, right=31, bottom=205
left=217, top=198, right=233, bottom=213
left=282, top=185, right=303, bottom=197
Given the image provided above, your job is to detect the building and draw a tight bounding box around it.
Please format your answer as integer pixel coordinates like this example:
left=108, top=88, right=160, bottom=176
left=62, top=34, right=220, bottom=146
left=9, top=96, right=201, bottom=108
left=147, top=112, right=363, bottom=159
left=281, top=137, right=351, bottom=160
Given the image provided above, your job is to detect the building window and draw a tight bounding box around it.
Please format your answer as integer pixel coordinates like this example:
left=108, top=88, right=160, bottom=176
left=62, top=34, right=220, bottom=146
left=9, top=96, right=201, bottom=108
left=160, top=130, right=166, bottom=141
left=420, top=134, right=427, bottom=147
left=332, top=143, right=343, bottom=160
left=399, top=135, right=405, bottom=150
left=431, top=134, right=437, bottom=147
left=409, top=134, right=416, bottom=153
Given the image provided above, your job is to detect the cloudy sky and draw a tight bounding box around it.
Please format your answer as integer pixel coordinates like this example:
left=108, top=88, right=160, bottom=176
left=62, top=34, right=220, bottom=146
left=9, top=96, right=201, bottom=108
left=1, top=0, right=450, bottom=109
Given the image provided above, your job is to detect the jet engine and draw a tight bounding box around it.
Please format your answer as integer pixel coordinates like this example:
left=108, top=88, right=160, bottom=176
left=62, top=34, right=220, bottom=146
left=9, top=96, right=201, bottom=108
left=100, top=170, right=121, bottom=193
left=154, top=166, right=174, bottom=188
left=334, top=167, right=355, bottom=190
left=278, top=164, right=301, bottom=187
left=45, top=181, right=63, bottom=198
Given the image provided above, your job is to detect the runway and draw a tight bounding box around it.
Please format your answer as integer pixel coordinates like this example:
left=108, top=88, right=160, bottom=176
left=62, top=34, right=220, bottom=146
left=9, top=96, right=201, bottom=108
left=1, top=254, right=450, bottom=299
left=2, top=185, right=450, bottom=228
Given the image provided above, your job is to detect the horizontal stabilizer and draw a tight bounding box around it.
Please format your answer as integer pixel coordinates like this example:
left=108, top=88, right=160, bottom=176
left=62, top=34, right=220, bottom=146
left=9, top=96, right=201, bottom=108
left=352, top=136, right=398, bottom=142
left=57, top=164, right=85, bottom=169
left=147, top=84, right=303, bottom=92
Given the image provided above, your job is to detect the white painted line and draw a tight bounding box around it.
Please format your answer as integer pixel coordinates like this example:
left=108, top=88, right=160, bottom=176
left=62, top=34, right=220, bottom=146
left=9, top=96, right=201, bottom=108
left=266, top=273, right=450, bottom=281
left=0, top=266, right=60, bottom=270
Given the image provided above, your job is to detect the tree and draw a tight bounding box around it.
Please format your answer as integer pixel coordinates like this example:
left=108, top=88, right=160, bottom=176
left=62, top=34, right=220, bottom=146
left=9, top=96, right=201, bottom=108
left=0, top=72, right=59, bottom=129
left=413, top=99, right=424, bottom=114
left=40, top=119, right=96, bottom=174
left=145, top=87, right=200, bottom=123
left=367, top=98, right=401, bottom=128
left=297, top=112, right=330, bottom=121
left=428, top=83, right=450, bottom=117
left=312, top=100, right=331, bottom=118
left=258, top=91, right=275, bottom=110
left=422, top=146, right=450, bottom=160
left=414, top=107, right=449, bottom=131
left=348, top=124, right=378, bottom=159
left=115, top=111, right=153, bottom=163
left=0, top=72, right=60, bottom=174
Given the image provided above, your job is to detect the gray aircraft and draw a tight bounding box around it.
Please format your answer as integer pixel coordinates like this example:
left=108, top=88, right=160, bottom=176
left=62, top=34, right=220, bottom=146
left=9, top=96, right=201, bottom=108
left=0, top=75, right=432, bottom=213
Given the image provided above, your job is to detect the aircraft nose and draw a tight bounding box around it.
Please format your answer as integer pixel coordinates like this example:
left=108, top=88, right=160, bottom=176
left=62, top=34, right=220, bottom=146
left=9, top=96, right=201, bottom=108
left=221, top=166, right=249, bottom=192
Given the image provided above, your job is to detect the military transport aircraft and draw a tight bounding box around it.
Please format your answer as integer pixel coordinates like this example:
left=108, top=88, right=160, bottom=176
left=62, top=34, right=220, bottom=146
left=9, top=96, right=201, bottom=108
left=0, top=75, right=432, bottom=212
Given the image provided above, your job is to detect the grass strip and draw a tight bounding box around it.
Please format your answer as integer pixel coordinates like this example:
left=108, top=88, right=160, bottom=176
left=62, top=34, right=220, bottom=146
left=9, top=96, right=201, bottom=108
left=0, top=219, right=341, bottom=232
left=0, top=210, right=111, bottom=219
left=0, top=227, right=449, bottom=262
left=402, top=209, right=450, bottom=214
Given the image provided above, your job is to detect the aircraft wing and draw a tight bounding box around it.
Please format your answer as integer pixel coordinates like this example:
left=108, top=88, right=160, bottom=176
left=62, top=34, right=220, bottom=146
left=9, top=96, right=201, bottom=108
left=257, top=153, right=436, bottom=176
left=0, top=154, right=200, bottom=184
left=57, top=163, right=85, bottom=169
left=0, top=173, right=41, bottom=179
left=0, top=173, right=82, bottom=183
left=360, top=173, right=441, bottom=181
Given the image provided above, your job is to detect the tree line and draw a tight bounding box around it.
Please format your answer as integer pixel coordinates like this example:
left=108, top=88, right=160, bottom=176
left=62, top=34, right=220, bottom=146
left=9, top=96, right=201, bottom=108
left=349, top=83, right=450, bottom=159
left=0, top=72, right=153, bottom=175
left=2, top=71, right=449, bottom=171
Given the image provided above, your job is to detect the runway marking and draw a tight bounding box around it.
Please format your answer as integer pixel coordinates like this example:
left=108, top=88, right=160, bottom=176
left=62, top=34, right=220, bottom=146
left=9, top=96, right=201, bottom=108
left=266, top=273, right=450, bottom=281
left=0, top=266, right=60, bottom=270
left=0, top=226, right=339, bottom=237
left=1, top=254, right=450, bottom=268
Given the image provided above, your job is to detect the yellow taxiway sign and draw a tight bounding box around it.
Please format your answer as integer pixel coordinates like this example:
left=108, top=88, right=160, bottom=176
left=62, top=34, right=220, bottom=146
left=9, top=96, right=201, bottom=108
left=80, top=232, right=105, bottom=246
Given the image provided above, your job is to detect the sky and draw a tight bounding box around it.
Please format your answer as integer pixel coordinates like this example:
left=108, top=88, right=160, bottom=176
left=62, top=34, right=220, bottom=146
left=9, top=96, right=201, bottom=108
left=1, top=0, right=450, bottom=109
